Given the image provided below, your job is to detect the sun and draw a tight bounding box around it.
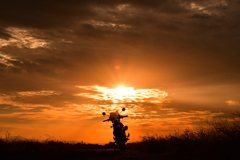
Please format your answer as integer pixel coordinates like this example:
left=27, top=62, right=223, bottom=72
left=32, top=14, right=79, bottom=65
left=107, top=85, right=136, bottom=103
left=115, top=86, right=130, bottom=96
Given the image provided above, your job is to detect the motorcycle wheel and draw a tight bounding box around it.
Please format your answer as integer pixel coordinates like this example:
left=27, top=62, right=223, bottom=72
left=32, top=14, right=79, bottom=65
left=119, top=142, right=126, bottom=151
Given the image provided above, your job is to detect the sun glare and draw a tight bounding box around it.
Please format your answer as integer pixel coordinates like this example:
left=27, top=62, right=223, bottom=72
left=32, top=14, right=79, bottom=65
left=77, top=85, right=168, bottom=104
left=109, top=86, right=135, bottom=103
left=115, top=86, right=128, bottom=95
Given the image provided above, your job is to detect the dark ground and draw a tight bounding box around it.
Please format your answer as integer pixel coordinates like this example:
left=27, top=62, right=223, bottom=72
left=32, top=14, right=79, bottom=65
left=1, top=139, right=240, bottom=160
left=2, top=147, right=239, bottom=160
left=2, top=148, right=160, bottom=160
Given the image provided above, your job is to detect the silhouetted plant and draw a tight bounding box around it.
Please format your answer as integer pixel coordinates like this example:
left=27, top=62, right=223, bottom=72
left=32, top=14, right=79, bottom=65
left=127, top=110, right=240, bottom=159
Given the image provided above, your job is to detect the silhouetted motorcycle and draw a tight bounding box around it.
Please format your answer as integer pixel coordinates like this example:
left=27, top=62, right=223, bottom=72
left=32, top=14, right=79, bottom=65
left=102, top=108, right=130, bottom=151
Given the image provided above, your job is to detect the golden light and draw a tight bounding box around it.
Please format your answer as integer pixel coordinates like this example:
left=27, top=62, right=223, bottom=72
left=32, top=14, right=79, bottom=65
left=115, top=86, right=129, bottom=96
left=110, top=86, right=134, bottom=102
left=97, top=86, right=135, bottom=103
left=76, top=85, right=168, bottom=104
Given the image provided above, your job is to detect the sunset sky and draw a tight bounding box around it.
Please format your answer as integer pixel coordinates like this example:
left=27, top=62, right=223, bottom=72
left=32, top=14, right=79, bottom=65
left=0, top=0, right=240, bottom=144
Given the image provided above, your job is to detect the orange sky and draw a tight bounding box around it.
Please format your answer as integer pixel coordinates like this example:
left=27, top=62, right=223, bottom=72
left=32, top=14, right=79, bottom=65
left=1, top=0, right=240, bottom=144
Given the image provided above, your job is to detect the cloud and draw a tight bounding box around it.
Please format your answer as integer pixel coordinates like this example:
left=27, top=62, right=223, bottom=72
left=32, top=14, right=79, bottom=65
left=0, top=93, right=54, bottom=109
left=0, top=53, right=18, bottom=67
left=123, top=108, right=224, bottom=132
left=226, top=100, right=240, bottom=106
left=0, top=27, right=12, bottom=40
left=17, top=90, right=61, bottom=97
left=0, top=104, right=49, bottom=114
left=0, top=1, right=188, bottom=29
left=0, top=1, right=239, bottom=76
left=0, top=27, right=50, bottom=49
left=76, top=85, right=168, bottom=103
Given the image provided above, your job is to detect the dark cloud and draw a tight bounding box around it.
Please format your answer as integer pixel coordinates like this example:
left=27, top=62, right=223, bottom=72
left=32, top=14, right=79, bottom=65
left=0, top=0, right=185, bottom=29
left=0, top=104, right=49, bottom=114
left=190, top=13, right=212, bottom=19
left=0, top=27, right=12, bottom=40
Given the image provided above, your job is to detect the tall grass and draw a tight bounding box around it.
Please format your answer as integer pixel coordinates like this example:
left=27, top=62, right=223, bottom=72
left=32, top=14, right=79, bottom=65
left=128, top=110, right=240, bottom=159
left=0, top=136, right=102, bottom=155
left=0, top=138, right=108, bottom=160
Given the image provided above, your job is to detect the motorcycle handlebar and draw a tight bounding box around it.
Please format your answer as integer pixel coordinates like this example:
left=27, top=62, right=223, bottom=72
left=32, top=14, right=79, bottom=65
left=103, top=115, right=128, bottom=122
left=103, top=119, right=110, bottom=122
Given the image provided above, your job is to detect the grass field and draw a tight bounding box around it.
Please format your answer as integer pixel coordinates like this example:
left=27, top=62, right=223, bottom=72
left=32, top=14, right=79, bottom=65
left=1, top=110, right=240, bottom=160
left=127, top=110, right=240, bottom=159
